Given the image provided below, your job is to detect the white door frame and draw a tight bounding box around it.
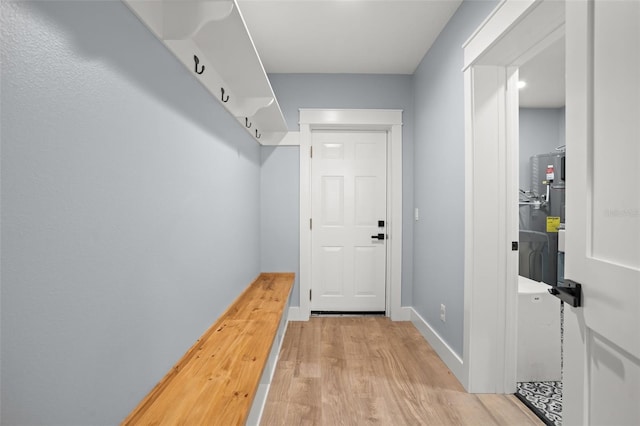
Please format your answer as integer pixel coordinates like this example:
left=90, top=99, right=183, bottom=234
left=461, top=0, right=565, bottom=392
left=297, top=109, right=403, bottom=321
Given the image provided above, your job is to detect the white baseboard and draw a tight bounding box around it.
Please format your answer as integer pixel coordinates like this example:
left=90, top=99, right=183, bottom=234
left=392, top=306, right=412, bottom=321
left=246, top=383, right=269, bottom=426
left=287, top=306, right=309, bottom=321
left=250, top=306, right=293, bottom=425
left=409, top=307, right=464, bottom=383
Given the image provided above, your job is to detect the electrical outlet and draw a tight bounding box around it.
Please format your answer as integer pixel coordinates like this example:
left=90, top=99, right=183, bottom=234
left=440, top=304, right=446, bottom=322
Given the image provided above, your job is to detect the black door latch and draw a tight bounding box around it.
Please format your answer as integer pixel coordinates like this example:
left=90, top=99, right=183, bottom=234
left=548, top=279, right=582, bottom=307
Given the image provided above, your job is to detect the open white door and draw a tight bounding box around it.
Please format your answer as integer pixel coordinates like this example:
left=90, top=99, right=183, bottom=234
left=564, top=1, right=640, bottom=424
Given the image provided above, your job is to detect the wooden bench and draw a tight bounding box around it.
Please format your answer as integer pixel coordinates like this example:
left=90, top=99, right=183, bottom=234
left=122, top=273, right=294, bottom=426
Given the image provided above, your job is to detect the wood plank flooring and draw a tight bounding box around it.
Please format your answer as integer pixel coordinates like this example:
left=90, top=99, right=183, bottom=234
left=261, top=317, right=542, bottom=426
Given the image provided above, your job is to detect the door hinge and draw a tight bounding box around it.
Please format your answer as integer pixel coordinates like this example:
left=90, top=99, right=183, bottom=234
left=309, top=289, right=312, bottom=301
left=310, top=218, right=312, bottom=230
left=310, top=146, right=313, bottom=158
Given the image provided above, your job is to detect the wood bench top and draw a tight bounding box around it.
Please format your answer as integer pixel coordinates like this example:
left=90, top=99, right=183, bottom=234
left=122, top=272, right=294, bottom=426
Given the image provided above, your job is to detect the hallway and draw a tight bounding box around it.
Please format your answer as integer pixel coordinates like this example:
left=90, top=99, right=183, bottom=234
left=261, top=317, right=542, bottom=425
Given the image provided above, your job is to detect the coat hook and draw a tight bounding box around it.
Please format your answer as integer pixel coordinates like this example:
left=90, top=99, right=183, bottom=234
left=221, top=87, right=230, bottom=103
left=194, top=55, right=205, bottom=74
left=255, top=129, right=261, bottom=139
left=245, top=117, right=252, bottom=128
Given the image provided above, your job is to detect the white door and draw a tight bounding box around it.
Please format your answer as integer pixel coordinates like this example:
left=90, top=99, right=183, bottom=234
left=564, top=1, right=640, bottom=425
left=310, top=130, right=387, bottom=312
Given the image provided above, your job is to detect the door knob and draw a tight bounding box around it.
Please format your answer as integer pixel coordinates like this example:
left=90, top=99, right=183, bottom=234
left=371, top=233, right=385, bottom=240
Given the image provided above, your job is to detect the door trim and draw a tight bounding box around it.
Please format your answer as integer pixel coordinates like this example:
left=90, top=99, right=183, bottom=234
left=461, top=0, right=565, bottom=393
left=298, top=109, right=403, bottom=321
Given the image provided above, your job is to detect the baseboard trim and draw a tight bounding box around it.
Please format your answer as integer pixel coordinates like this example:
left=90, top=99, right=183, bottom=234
left=287, top=306, right=309, bottom=321
left=409, top=307, right=464, bottom=383
left=392, top=306, right=412, bottom=321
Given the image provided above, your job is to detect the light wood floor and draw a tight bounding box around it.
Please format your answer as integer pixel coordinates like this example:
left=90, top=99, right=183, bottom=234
left=261, top=317, right=543, bottom=425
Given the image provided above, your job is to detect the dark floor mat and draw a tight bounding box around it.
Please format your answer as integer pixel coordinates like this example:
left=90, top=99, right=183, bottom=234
left=515, top=381, right=562, bottom=426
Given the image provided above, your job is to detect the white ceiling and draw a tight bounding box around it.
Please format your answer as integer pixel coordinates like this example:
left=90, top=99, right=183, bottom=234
left=238, top=0, right=462, bottom=75
left=237, top=0, right=565, bottom=107
left=518, top=37, right=566, bottom=108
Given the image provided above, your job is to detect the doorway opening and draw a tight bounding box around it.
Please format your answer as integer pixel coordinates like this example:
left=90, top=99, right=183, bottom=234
left=461, top=0, right=565, bottom=396
left=514, top=36, right=566, bottom=426
left=464, top=2, right=640, bottom=425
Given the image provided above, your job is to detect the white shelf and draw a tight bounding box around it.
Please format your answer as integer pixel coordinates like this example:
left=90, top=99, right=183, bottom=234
left=123, top=0, right=288, bottom=145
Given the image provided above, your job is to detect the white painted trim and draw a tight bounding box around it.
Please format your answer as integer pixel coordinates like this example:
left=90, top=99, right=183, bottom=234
left=410, top=308, right=464, bottom=381
left=463, top=65, right=511, bottom=393
left=299, top=109, right=402, bottom=128
left=462, top=0, right=507, bottom=50
left=462, top=0, right=536, bottom=69
left=510, top=24, right=565, bottom=69
left=260, top=131, right=300, bottom=146
left=298, top=109, right=403, bottom=321
left=495, top=64, right=509, bottom=394
left=397, top=306, right=412, bottom=322
left=461, top=65, right=520, bottom=393
left=561, top=3, right=588, bottom=424
left=299, top=123, right=312, bottom=321
left=463, top=0, right=565, bottom=70
left=462, top=67, right=474, bottom=393
left=248, top=296, right=291, bottom=425
left=463, top=0, right=566, bottom=395
left=388, top=123, right=404, bottom=321
left=271, top=321, right=289, bottom=381
left=247, top=383, right=269, bottom=426
left=503, top=66, right=520, bottom=394
left=287, top=306, right=305, bottom=322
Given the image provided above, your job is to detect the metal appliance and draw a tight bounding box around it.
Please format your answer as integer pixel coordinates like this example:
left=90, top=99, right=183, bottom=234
left=519, top=151, right=566, bottom=286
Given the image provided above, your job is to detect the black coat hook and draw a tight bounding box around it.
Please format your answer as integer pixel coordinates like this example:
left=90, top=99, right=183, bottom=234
left=194, top=55, right=205, bottom=74
left=221, top=87, right=229, bottom=103
left=245, top=117, right=252, bottom=128
left=255, top=129, right=261, bottom=139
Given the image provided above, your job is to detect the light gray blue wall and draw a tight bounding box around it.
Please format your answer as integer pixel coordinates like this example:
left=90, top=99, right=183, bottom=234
left=265, top=74, right=414, bottom=307
left=260, top=147, right=300, bottom=304
left=1, top=1, right=261, bottom=425
left=519, top=108, right=566, bottom=190
left=412, top=0, right=498, bottom=357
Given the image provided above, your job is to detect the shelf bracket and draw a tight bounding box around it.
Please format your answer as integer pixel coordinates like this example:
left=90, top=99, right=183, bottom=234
left=228, top=97, right=274, bottom=118
left=163, top=0, right=235, bottom=40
